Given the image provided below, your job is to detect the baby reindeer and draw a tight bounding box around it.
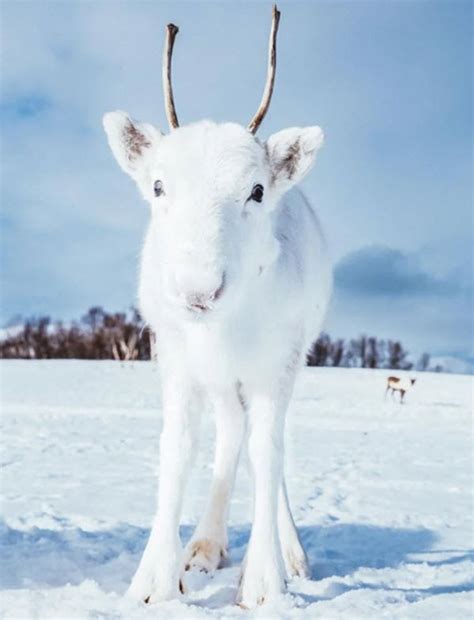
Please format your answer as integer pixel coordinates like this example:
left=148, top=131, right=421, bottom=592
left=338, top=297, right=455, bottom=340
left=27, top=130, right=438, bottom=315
left=103, top=5, right=331, bottom=608
left=386, top=376, right=416, bottom=403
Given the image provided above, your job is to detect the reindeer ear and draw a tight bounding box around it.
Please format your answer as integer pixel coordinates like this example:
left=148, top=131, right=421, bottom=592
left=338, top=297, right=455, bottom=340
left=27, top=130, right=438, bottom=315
left=103, top=111, right=162, bottom=179
left=266, top=126, right=324, bottom=193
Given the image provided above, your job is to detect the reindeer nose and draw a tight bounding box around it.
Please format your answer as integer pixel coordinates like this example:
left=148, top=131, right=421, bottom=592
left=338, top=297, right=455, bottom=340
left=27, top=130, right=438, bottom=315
left=185, top=272, right=226, bottom=313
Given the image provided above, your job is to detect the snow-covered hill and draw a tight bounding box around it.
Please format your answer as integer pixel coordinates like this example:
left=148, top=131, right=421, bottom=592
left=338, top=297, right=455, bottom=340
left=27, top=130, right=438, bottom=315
left=0, top=361, right=472, bottom=619
left=428, top=355, right=474, bottom=376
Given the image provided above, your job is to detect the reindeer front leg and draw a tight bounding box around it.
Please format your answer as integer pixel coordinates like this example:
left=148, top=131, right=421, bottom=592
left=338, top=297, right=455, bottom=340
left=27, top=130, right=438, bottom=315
left=128, top=375, right=200, bottom=603
left=184, top=387, right=245, bottom=574
left=237, top=391, right=287, bottom=607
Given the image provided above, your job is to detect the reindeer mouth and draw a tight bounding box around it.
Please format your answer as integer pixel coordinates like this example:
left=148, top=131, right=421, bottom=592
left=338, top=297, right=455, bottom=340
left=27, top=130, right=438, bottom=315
left=187, top=302, right=211, bottom=314
left=186, top=272, right=226, bottom=314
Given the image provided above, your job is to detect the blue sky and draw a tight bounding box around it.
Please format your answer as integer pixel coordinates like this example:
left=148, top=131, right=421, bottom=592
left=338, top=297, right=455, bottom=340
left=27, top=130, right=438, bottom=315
left=1, top=0, right=472, bottom=361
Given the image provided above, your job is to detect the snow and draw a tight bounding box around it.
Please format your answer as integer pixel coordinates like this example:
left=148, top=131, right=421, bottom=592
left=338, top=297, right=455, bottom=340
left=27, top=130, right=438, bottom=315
left=1, top=360, right=473, bottom=619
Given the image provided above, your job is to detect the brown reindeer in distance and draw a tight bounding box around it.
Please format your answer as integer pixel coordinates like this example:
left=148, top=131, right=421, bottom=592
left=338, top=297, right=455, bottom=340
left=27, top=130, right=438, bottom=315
left=386, top=376, right=416, bottom=403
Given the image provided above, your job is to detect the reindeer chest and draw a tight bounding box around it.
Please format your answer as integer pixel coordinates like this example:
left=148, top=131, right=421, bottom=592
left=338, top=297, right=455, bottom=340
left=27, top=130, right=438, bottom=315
left=182, top=313, right=283, bottom=388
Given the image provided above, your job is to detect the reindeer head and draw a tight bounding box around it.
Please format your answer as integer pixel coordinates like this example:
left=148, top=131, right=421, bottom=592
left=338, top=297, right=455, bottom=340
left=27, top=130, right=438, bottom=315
left=103, top=6, right=324, bottom=317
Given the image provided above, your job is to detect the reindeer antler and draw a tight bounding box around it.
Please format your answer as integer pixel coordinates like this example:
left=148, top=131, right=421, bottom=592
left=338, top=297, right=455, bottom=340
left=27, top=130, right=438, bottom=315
left=163, top=23, right=180, bottom=129
left=163, top=6, right=280, bottom=133
left=248, top=5, right=281, bottom=134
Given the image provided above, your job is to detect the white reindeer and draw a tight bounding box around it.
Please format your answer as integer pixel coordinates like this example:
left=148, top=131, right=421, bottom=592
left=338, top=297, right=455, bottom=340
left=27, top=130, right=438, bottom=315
left=103, top=6, right=331, bottom=608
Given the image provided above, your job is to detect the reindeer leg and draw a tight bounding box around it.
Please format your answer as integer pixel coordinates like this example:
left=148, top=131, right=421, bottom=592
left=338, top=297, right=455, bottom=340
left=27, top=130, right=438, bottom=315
left=183, top=388, right=245, bottom=574
left=278, top=476, right=310, bottom=578
left=237, top=391, right=286, bottom=607
left=237, top=346, right=301, bottom=608
left=128, top=371, right=200, bottom=603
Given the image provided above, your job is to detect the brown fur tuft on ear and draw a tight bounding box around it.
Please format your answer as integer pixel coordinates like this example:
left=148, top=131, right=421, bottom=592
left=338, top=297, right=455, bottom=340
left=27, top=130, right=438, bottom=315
left=123, top=120, right=152, bottom=161
left=266, top=126, right=324, bottom=193
left=103, top=110, right=161, bottom=178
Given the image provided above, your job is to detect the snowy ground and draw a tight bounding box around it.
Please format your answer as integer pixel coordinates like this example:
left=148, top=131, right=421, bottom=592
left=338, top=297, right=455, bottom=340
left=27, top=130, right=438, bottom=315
left=0, top=361, right=472, bottom=619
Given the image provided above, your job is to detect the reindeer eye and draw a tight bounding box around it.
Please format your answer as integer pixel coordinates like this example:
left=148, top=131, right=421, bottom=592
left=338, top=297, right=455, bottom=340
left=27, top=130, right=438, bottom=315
left=153, top=180, right=164, bottom=197
left=250, top=184, right=264, bottom=203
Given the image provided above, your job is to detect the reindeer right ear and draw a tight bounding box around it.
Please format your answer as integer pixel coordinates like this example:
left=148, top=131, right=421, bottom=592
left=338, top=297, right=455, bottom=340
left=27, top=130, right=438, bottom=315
left=103, top=111, right=162, bottom=179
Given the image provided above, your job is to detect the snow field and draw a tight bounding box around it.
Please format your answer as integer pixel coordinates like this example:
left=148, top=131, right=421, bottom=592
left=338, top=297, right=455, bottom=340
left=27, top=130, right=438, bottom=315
left=0, top=361, right=472, bottom=619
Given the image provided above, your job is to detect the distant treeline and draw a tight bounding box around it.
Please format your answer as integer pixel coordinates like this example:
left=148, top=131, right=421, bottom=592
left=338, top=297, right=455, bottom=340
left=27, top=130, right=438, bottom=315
left=0, top=307, right=151, bottom=361
left=307, top=334, right=432, bottom=371
left=0, top=306, right=435, bottom=371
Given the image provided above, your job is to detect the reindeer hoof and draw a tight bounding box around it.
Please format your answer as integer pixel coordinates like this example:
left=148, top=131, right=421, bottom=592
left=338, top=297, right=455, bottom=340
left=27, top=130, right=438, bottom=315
left=183, top=538, right=228, bottom=574
left=127, top=568, right=181, bottom=604
left=282, top=544, right=310, bottom=578
left=237, top=559, right=286, bottom=608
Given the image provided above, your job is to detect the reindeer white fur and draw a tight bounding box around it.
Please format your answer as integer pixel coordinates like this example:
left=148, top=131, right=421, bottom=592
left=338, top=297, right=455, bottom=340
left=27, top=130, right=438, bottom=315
left=103, top=7, right=331, bottom=608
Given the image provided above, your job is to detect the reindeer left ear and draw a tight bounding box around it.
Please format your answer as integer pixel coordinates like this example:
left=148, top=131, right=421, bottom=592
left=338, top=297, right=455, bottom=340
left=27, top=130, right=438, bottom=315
left=103, top=110, right=162, bottom=180
left=266, top=126, right=324, bottom=192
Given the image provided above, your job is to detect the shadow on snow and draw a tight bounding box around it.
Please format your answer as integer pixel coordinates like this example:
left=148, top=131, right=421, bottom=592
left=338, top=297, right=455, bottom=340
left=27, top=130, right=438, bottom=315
left=1, top=518, right=472, bottom=604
